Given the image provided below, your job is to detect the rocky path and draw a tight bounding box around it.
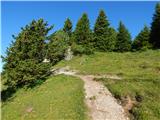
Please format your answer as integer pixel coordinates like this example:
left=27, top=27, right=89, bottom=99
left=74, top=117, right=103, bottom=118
left=53, top=67, right=129, bottom=120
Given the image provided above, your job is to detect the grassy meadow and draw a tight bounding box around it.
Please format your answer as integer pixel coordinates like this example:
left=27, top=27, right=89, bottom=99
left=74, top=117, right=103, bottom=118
left=54, top=50, right=160, bottom=120
left=2, top=75, right=87, bottom=120
left=2, top=50, right=160, bottom=120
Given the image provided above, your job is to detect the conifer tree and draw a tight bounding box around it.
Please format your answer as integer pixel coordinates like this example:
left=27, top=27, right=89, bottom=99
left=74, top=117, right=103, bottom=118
left=74, top=13, right=91, bottom=45
left=63, top=18, right=72, bottom=37
left=47, top=30, right=69, bottom=64
left=116, top=21, right=132, bottom=52
left=2, top=19, right=53, bottom=87
left=150, top=3, right=160, bottom=49
left=94, top=10, right=116, bottom=51
left=73, top=13, right=93, bottom=54
left=132, top=26, right=151, bottom=51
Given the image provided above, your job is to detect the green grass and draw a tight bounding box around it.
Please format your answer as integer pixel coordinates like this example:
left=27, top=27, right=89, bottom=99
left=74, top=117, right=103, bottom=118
left=54, top=50, right=160, bottom=77
left=97, top=77, right=160, bottom=120
left=2, top=50, right=160, bottom=120
left=2, top=75, right=87, bottom=120
left=54, top=50, right=160, bottom=120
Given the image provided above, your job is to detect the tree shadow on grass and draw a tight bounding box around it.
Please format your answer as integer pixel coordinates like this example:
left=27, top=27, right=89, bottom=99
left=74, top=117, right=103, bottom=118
left=1, top=87, right=16, bottom=102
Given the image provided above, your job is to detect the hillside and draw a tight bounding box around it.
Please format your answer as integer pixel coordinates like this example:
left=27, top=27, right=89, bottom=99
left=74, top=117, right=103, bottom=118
left=2, top=50, right=160, bottom=120
left=2, top=2, right=160, bottom=120
left=54, top=50, right=160, bottom=120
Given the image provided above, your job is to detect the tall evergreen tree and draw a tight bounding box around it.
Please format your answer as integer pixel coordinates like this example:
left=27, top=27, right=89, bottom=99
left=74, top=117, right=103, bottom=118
left=132, top=26, right=151, bottom=51
left=63, top=18, right=72, bottom=37
left=116, top=21, right=132, bottom=52
left=74, top=13, right=92, bottom=45
left=94, top=10, right=109, bottom=36
left=2, top=19, right=53, bottom=87
left=73, top=13, right=93, bottom=54
left=94, top=10, right=116, bottom=51
left=150, top=3, right=160, bottom=49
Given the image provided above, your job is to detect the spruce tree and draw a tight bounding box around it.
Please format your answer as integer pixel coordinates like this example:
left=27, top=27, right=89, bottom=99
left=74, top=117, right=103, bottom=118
left=73, top=13, right=93, bottom=54
left=47, top=30, right=69, bottom=64
left=74, top=13, right=91, bottom=45
left=132, top=26, right=151, bottom=51
left=94, top=10, right=116, bottom=51
left=150, top=3, right=160, bottom=49
left=63, top=18, right=72, bottom=37
left=116, top=21, right=132, bottom=52
left=2, top=19, right=53, bottom=87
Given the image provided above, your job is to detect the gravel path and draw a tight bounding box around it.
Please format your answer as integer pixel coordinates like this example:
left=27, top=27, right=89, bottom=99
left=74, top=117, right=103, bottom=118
left=53, top=67, right=129, bottom=120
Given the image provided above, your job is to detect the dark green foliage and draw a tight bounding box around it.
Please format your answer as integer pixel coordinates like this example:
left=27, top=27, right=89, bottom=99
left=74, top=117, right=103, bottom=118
left=132, top=26, right=151, bottom=51
left=71, top=43, right=86, bottom=55
left=73, top=13, right=93, bottom=54
left=63, top=18, right=72, bottom=37
left=94, top=10, right=109, bottom=36
left=71, top=42, right=94, bottom=55
left=5, top=60, right=51, bottom=87
left=74, top=13, right=92, bottom=45
left=93, top=10, right=116, bottom=51
left=2, top=19, right=53, bottom=88
left=150, top=3, right=160, bottom=49
left=106, top=27, right=117, bottom=51
left=47, top=30, right=69, bottom=64
left=115, top=21, right=132, bottom=52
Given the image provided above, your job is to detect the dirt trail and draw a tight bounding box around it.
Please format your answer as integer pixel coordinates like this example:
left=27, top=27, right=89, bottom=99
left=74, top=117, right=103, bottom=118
left=53, top=67, right=129, bottom=120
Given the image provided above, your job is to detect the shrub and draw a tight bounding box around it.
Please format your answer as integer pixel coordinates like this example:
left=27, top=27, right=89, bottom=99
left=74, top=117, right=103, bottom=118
left=71, top=42, right=94, bottom=55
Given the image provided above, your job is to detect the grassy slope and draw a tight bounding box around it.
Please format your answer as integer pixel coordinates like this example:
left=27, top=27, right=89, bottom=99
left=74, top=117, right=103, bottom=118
left=2, top=75, right=87, bottom=120
left=54, top=50, right=160, bottom=120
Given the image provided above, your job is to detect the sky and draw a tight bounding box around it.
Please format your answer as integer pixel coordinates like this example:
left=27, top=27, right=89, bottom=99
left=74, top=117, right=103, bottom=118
left=1, top=1, right=158, bottom=71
